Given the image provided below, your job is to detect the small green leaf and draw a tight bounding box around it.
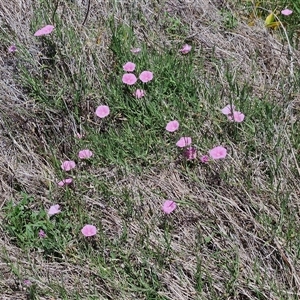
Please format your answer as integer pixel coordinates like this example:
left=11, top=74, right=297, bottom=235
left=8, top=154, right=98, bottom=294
left=265, top=12, right=275, bottom=26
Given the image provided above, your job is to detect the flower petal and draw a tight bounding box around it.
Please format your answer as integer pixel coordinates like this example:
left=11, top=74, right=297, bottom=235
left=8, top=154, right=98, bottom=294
left=122, top=73, right=137, bottom=85
left=176, top=137, right=192, bottom=148
left=162, top=200, right=177, bottom=214
left=139, top=71, right=153, bottom=83
left=166, top=120, right=179, bottom=132
left=81, top=224, right=97, bottom=237
left=209, top=146, right=227, bottom=160
left=95, top=105, right=110, bottom=118
left=34, top=25, right=55, bottom=36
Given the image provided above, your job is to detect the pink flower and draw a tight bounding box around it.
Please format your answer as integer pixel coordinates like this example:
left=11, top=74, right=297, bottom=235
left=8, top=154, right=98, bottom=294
left=123, top=62, right=136, bottom=72
left=139, top=71, right=153, bottom=83
left=81, top=224, right=97, bottom=237
left=58, top=181, right=64, bottom=187
left=23, top=279, right=31, bottom=286
left=221, top=104, right=235, bottom=115
left=162, top=200, right=177, bottom=214
left=221, top=105, right=244, bottom=122
left=281, top=9, right=293, bottom=16
left=34, top=25, right=55, bottom=36
left=75, top=132, right=84, bottom=139
left=78, top=149, right=93, bottom=159
left=8, top=45, right=17, bottom=53
left=179, top=44, right=192, bottom=54
left=95, top=105, right=110, bottom=118
left=48, top=204, right=61, bottom=216
left=228, top=111, right=245, bottom=123
left=176, top=137, right=192, bottom=148
left=58, top=178, right=73, bottom=187
left=200, top=155, right=209, bottom=163
left=122, top=73, right=137, bottom=85
left=209, top=146, right=227, bottom=160
left=38, top=229, right=46, bottom=238
left=131, top=47, right=141, bottom=54
left=61, top=160, right=76, bottom=171
left=166, top=120, right=179, bottom=132
left=184, top=146, right=197, bottom=160
left=134, top=89, right=145, bottom=98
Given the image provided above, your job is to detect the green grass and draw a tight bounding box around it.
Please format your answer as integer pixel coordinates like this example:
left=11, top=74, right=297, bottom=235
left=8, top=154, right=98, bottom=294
left=1, top=0, right=300, bottom=299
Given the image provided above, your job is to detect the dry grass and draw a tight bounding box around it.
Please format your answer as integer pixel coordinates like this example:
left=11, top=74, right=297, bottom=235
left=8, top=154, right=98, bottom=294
left=1, top=0, right=300, bottom=299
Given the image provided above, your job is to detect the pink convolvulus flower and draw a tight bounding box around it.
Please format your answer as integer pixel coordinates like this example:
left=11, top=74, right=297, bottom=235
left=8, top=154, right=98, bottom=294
left=38, top=229, right=46, bottom=238
left=139, top=71, right=153, bottom=83
left=281, top=9, right=293, bottom=16
left=179, top=44, right=192, bottom=54
left=184, top=146, right=197, bottom=160
left=61, top=160, right=76, bottom=171
left=48, top=204, right=61, bottom=216
left=58, top=178, right=73, bottom=187
left=228, top=111, right=245, bottom=123
left=221, top=104, right=245, bottom=123
left=166, top=120, right=179, bottom=132
left=221, top=104, right=235, bottom=115
left=134, top=89, right=145, bottom=98
left=122, top=73, right=137, bottom=85
left=176, top=137, right=192, bottom=148
left=23, top=279, right=32, bottom=286
left=78, top=149, right=93, bottom=159
left=184, top=147, right=197, bottom=160
left=81, top=224, right=97, bottom=237
left=131, top=47, right=141, bottom=54
left=200, top=155, right=209, bottom=163
left=34, top=25, right=55, bottom=36
left=162, top=200, right=177, bottom=214
left=8, top=45, right=17, bottom=53
left=95, top=105, right=110, bottom=118
left=123, top=62, right=136, bottom=72
left=209, top=146, right=227, bottom=160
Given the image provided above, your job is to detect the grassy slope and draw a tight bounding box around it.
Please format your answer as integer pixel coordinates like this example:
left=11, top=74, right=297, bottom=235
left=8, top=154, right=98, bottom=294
left=0, top=0, right=300, bottom=299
